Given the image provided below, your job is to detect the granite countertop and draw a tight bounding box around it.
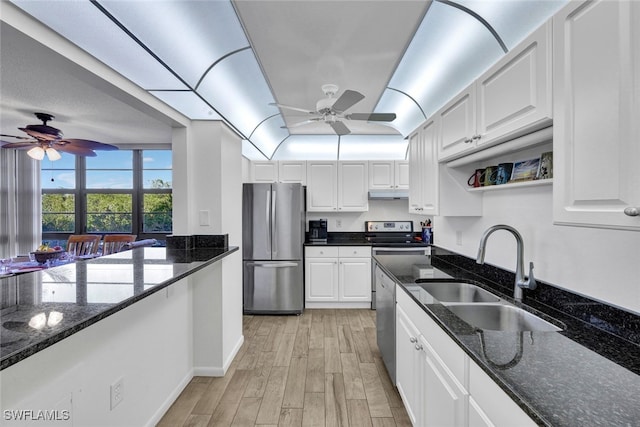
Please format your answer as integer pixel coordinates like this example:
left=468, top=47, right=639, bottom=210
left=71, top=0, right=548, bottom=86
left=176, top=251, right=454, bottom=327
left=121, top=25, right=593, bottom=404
left=0, top=246, right=238, bottom=370
left=373, top=253, right=640, bottom=427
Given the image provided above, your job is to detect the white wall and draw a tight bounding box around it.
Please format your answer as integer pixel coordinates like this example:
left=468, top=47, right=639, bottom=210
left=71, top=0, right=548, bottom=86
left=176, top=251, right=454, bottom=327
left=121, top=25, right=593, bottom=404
left=0, top=278, right=193, bottom=427
left=307, top=199, right=427, bottom=232
left=434, top=186, right=640, bottom=314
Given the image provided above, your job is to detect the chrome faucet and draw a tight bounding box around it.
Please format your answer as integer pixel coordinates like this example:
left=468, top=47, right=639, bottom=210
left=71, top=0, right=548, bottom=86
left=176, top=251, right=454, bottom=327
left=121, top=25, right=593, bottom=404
left=476, top=225, right=536, bottom=302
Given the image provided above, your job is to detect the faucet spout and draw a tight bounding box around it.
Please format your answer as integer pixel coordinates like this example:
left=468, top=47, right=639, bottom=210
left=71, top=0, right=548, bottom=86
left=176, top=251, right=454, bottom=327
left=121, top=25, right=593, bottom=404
left=476, top=225, right=536, bottom=302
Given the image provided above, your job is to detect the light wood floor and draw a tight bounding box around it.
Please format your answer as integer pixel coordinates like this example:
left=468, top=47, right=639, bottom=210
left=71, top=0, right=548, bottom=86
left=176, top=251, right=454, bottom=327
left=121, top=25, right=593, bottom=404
left=157, top=309, right=411, bottom=427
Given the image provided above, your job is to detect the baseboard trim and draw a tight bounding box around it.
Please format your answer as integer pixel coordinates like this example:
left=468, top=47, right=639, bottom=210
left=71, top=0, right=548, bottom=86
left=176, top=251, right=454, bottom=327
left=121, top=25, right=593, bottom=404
left=145, top=368, right=194, bottom=427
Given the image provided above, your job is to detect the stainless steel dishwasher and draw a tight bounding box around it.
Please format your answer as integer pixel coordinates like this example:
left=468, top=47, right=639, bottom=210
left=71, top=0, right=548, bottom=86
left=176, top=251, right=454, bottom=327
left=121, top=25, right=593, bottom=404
left=375, top=262, right=397, bottom=384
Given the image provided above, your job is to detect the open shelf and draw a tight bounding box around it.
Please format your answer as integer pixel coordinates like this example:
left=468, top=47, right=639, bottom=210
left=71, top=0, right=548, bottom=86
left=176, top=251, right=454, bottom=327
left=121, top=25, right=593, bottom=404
left=467, top=178, right=553, bottom=192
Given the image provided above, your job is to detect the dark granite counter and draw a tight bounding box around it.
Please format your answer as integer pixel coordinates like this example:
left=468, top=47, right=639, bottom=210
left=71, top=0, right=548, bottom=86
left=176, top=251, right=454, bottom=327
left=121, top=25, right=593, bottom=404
left=0, top=246, right=238, bottom=370
left=373, top=249, right=640, bottom=427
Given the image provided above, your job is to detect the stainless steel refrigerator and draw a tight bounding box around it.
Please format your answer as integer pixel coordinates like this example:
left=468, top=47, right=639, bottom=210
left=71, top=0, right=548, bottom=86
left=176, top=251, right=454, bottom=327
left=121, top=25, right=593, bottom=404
left=242, top=183, right=305, bottom=314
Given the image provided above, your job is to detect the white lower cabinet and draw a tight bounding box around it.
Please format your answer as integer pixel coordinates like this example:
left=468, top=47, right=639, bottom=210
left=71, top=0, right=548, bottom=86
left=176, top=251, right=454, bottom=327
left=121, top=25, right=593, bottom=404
left=396, top=286, right=535, bottom=426
left=305, top=246, right=371, bottom=307
left=395, top=304, right=424, bottom=425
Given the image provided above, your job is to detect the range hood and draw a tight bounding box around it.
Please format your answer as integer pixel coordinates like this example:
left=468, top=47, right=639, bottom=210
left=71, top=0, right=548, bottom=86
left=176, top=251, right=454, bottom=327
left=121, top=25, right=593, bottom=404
left=368, top=189, right=409, bottom=200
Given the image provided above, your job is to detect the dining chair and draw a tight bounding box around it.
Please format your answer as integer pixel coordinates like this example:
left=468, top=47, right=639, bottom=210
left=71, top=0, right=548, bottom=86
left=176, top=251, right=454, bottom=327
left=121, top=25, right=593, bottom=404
left=102, top=234, right=137, bottom=255
left=66, top=235, right=101, bottom=256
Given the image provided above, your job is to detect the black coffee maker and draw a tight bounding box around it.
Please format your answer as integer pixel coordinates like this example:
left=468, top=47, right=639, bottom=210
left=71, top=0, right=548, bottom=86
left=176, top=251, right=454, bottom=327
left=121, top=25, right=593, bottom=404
left=309, top=219, right=328, bottom=243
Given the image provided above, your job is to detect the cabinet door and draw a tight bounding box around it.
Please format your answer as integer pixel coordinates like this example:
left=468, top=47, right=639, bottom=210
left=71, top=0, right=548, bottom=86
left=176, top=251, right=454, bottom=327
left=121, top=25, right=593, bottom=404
left=338, top=257, right=371, bottom=301
left=553, top=0, right=640, bottom=230
left=438, top=83, right=476, bottom=161
left=394, top=161, right=409, bottom=189
left=305, top=258, right=339, bottom=302
left=476, top=21, right=552, bottom=147
left=408, top=131, right=424, bottom=214
left=306, top=161, right=337, bottom=212
left=278, top=161, right=306, bottom=184
left=468, top=361, right=536, bottom=427
left=422, top=336, right=467, bottom=427
left=395, top=304, right=423, bottom=425
left=369, top=161, right=394, bottom=189
left=419, top=119, right=439, bottom=216
left=338, top=161, right=369, bottom=211
left=251, top=161, right=278, bottom=182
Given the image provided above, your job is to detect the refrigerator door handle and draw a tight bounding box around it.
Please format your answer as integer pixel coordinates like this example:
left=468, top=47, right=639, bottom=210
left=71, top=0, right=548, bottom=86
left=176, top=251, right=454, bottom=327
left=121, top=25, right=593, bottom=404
left=271, top=188, right=277, bottom=256
left=266, top=189, right=272, bottom=254
left=246, top=262, right=299, bottom=268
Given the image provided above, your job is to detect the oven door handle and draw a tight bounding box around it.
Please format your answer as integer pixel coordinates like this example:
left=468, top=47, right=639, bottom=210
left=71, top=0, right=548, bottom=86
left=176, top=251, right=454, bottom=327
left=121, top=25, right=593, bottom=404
left=372, top=247, right=431, bottom=256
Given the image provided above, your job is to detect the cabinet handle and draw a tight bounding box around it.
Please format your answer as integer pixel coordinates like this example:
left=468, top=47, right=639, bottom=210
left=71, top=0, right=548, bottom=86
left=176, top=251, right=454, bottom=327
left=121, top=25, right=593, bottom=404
left=624, top=207, right=639, bottom=217
left=409, top=337, right=417, bottom=343
left=415, top=344, right=424, bottom=351
left=472, top=134, right=481, bottom=140
left=464, top=138, right=473, bottom=144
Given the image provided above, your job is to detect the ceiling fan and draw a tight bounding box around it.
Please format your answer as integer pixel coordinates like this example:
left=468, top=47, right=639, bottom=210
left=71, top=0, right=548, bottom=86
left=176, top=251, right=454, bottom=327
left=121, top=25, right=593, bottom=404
left=270, top=84, right=396, bottom=135
left=0, top=112, right=118, bottom=161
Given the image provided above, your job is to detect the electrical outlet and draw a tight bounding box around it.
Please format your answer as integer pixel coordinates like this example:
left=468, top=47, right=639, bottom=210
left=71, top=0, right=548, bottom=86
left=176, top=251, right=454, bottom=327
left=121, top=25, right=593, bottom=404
left=110, top=377, right=124, bottom=410
left=456, top=231, right=463, bottom=246
left=336, top=219, right=342, bottom=229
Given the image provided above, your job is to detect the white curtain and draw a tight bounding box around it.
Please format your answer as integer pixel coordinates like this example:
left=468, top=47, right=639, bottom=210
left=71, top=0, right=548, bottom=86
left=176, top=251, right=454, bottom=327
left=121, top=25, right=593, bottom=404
left=0, top=149, right=41, bottom=258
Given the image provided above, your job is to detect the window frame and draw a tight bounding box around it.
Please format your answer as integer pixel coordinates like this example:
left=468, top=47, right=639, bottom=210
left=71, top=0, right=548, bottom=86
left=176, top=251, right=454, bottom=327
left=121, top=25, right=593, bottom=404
left=41, top=149, right=172, bottom=245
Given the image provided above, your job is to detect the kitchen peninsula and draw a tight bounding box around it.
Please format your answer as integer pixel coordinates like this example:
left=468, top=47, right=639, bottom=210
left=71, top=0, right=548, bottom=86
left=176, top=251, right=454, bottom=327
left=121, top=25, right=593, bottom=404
left=0, top=245, right=240, bottom=426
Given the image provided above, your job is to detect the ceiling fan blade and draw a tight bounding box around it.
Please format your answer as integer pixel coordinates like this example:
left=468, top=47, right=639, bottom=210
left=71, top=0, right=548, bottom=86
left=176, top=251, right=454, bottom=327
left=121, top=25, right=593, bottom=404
left=54, top=144, right=97, bottom=156
left=19, top=125, right=63, bottom=141
left=331, top=90, right=365, bottom=114
left=281, top=119, right=323, bottom=129
left=1, top=142, right=39, bottom=149
left=345, top=113, right=397, bottom=122
left=329, top=121, right=351, bottom=136
left=56, top=139, right=119, bottom=150
left=0, top=133, right=33, bottom=140
left=269, top=102, right=316, bottom=114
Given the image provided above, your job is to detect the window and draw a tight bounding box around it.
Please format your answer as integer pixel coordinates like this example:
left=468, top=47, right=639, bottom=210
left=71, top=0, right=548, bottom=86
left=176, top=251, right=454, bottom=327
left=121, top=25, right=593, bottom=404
left=41, top=149, right=172, bottom=246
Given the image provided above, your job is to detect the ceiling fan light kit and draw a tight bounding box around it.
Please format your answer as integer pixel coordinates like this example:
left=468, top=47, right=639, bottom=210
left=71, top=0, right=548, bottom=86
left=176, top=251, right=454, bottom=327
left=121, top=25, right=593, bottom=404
left=272, top=84, right=397, bottom=136
left=1, top=112, right=119, bottom=160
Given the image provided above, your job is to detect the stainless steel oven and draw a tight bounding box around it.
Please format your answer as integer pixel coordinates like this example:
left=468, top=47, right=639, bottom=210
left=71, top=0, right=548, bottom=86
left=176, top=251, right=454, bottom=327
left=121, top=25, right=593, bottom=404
left=366, top=221, right=431, bottom=309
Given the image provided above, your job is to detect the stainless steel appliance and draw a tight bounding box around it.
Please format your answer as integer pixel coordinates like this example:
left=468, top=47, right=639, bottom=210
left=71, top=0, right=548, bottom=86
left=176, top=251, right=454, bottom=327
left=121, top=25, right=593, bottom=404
left=243, top=183, right=305, bottom=314
left=375, top=262, right=397, bottom=384
left=366, top=220, right=430, bottom=309
left=308, top=219, right=328, bottom=243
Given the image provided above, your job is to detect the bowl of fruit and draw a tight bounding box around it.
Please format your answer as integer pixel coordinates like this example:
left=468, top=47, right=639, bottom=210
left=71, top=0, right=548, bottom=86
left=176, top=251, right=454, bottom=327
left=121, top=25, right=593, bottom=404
left=31, top=245, right=64, bottom=264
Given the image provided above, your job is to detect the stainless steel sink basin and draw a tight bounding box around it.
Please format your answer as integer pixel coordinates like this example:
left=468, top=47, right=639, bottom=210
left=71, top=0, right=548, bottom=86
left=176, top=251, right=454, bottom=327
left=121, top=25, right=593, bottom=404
left=446, top=304, right=562, bottom=332
left=416, top=282, right=501, bottom=303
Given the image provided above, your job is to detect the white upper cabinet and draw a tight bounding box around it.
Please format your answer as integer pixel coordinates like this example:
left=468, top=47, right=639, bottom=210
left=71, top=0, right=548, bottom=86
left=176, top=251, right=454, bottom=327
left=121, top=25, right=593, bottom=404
left=553, top=0, right=640, bottom=230
left=395, top=161, right=410, bottom=189
left=249, top=161, right=306, bottom=183
left=369, top=160, right=409, bottom=189
left=476, top=21, right=552, bottom=147
left=278, top=161, right=306, bottom=184
left=306, top=161, right=368, bottom=212
left=306, top=161, right=338, bottom=211
left=410, top=120, right=481, bottom=216
left=250, top=161, right=279, bottom=182
left=369, top=161, right=395, bottom=189
left=438, top=84, right=477, bottom=160
left=338, top=161, right=369, bottom=211
left=438, top=21, right=553, bottom=162
left=411, top=119, right=440, bottom=216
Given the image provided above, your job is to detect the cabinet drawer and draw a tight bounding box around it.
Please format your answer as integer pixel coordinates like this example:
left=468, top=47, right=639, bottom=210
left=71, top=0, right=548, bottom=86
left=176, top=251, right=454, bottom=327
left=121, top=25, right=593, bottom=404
left=338, top=246, right=371, bottom=258
left=305, top=246, right=339, bottom=257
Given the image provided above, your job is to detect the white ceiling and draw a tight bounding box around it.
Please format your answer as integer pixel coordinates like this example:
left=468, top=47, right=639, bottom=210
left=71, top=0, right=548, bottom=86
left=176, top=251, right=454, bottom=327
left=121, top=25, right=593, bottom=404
left=0, top=23, right=174, bottom=147
left=233, top=0, right=428, bottom=136
left=0, top=0, right=566, bottom=160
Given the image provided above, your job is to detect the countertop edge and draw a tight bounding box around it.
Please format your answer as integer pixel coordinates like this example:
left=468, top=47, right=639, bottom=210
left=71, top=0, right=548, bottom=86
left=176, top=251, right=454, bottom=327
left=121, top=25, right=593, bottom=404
left=373, top=259, right=550, bottom=426
left=0, top=246, right=239, bottom=371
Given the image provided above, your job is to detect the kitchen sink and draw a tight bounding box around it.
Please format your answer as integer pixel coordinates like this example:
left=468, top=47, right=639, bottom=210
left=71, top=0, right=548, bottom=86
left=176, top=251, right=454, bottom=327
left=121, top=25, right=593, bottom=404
left=415, top=281, right=501, bottom=303
left=445, top=304, right=562, bottom=332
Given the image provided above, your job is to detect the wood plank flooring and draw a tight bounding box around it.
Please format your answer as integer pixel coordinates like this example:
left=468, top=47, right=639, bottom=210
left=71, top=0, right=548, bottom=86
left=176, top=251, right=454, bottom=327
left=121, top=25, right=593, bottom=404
left=157, top=309, right=411, bottom=427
